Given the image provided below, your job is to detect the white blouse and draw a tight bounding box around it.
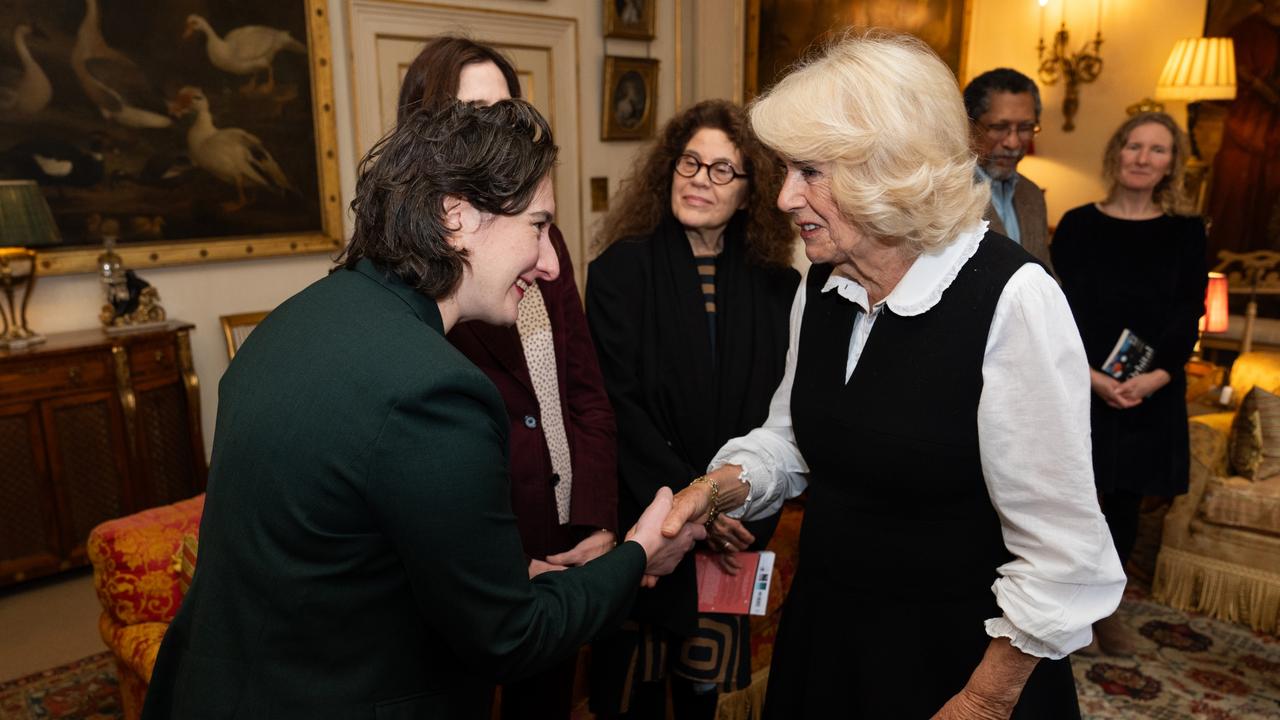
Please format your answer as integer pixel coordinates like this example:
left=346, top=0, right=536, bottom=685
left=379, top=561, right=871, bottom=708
left=712, top=222, right=1127, bottom=660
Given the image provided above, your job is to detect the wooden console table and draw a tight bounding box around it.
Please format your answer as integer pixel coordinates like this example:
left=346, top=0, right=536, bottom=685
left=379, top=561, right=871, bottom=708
left=0, top=322, right=207, bottom=587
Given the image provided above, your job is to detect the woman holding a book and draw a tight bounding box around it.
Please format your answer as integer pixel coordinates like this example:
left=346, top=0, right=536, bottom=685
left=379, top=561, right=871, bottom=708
left=1051, top=111, right=1208, bottom=655
left=656, top=34, right=1126, bottom=720
left=585, top=99, right=798, bottom=719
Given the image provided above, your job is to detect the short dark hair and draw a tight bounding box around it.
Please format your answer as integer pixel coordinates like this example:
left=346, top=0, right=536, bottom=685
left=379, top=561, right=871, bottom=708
left=963, top=68, right=1042, bottom=122
left=396, top=36, right=522, bottom=124
left=341, top=100, right=557, bottom=299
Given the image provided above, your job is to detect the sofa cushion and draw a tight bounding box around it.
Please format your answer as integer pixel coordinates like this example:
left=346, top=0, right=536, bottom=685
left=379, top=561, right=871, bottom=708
left=87, top=494, right=205, bottom=626
left=1227, top=350, right=1280, bottom=405
left=1228, top=387, right=1280, bottom=480
left=98, top=612, right=170, bottom=683
left=177, top=533, right=198, bottom=595
left=1200, top=475, right=1280, bottom=536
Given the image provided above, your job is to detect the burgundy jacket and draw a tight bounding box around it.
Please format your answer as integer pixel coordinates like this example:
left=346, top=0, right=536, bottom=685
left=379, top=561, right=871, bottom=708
left=448, top=226, right=618, bottom=560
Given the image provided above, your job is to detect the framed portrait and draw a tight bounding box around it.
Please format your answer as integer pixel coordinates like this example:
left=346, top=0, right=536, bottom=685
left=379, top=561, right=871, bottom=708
left=601, top=55, right=658, bottom=141
left=604, top=0, right=656, bottom=41
left=746, top=0, right=971, bottom=98
left=0, top=0, right=343, bottom=276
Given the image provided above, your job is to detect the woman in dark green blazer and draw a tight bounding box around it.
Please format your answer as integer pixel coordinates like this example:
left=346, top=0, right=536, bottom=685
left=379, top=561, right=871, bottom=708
left=141, top=100, right=703, bottom=720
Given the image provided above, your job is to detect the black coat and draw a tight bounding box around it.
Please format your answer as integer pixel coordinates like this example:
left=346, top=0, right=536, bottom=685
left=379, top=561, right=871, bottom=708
left=1052, top=204, right=1208, bottom=495
left=585, top=212, right=799, bottom=634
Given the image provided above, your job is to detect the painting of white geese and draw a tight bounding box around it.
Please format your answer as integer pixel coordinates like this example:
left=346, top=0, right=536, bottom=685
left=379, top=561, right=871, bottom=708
left=183, top=15, right=306, bottom=96
left=0, top=25, right=52, bottom=118
left=169, top=86, right=294, bottom=212
left=71, top=0, right=172, bottom=128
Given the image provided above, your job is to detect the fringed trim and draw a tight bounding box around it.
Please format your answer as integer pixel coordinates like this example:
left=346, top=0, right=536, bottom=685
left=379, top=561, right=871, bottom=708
left=715, top=667, right=770, bottom=720
left=1152, top=547, right=1280, bottom=634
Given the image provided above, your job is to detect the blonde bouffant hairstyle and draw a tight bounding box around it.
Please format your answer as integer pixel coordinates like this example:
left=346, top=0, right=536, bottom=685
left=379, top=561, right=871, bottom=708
left=749, top=31, right=990, bottom=256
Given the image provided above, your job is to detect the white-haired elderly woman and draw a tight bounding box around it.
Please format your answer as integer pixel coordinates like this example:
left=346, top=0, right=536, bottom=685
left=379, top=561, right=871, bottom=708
left=659, top=33, right=1126, bottom=719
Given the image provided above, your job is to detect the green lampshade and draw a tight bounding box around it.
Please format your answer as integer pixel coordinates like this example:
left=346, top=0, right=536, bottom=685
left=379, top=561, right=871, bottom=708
left=0, top=180, right=60, bottom=249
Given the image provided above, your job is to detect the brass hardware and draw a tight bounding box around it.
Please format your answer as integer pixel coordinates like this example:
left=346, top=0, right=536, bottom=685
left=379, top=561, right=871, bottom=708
left=1037, top=12, right=1104, bottom=132
left=67, top=366, right=81, bottom=384
left=112, top=345, right=137, bottom=450
left=155, top=350, right=165, bottom=363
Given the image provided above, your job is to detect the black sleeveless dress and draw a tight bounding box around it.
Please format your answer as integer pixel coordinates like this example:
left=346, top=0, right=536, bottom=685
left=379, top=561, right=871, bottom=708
left=762, top=233, right=1080, bottom=719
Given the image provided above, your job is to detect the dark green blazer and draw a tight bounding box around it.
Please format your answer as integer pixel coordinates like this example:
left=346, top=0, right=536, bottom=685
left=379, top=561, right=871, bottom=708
left=141, top=259, right=645, bottom=719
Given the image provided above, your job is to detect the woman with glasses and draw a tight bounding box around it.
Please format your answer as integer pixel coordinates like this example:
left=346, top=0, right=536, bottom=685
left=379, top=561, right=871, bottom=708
left=585, top=99, right=797, bottom=719
left=1051, top=112, right=1207, bottom=656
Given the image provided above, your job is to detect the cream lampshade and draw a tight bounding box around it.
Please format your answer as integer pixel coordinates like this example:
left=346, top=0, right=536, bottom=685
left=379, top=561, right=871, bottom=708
left=0, top=180, right=61, bottom=349
left=1155, top=37, right=1237, bottom=101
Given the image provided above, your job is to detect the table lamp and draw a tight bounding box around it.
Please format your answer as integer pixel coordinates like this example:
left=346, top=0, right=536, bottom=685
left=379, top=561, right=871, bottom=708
left=0, top=180, right=61, bottom=350
left=1202, top=272, right=1230, bottom=335
left=1155, top=37, right=1237, bottom=102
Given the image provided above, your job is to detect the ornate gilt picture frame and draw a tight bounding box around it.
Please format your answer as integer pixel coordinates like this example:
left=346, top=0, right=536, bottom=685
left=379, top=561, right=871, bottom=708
left=601, top=55, right=658, bottom=141
left=0, top=0, right=343, bottom=276
left=604, top=0, right=656, bottom=41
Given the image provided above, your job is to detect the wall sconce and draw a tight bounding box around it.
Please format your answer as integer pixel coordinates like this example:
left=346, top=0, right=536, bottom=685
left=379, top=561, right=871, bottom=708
left=1037, top=0, right=1104, bottom=132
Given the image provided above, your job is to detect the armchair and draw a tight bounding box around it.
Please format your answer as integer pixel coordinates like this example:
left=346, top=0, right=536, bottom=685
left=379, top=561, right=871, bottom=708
left=87, top=494, right=204, bottom=720
left=1152, top=351, right=1280, bottom=634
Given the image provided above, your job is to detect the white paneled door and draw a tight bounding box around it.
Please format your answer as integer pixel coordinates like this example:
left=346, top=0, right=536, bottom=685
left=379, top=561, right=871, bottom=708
left=348, top=2, right=584, bottom=283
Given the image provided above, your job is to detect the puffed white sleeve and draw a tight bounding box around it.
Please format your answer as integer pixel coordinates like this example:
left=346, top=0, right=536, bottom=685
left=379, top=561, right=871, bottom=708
left=709, top=278, right=810, bottom=521
left=979, top=264, right=1128, bottom=659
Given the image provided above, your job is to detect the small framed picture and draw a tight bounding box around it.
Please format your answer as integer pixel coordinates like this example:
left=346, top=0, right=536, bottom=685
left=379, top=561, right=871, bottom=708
left=604, top=0, right=656, bottom=40
left=601, top=56, right=659, bottom=141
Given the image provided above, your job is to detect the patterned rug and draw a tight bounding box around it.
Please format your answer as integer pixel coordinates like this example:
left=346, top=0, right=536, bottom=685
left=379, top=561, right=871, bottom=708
left=0, top=653, right=120, bottom=720
left=1074, top=587, right=1280, bottom=719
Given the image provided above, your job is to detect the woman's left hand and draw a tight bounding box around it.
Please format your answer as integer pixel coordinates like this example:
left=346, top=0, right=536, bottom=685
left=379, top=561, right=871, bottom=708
left=546, top=529, right=617, bottom=567
left=706, top=516, right=756, bottom=575
left=1116, top=369, right=1171, bottom=403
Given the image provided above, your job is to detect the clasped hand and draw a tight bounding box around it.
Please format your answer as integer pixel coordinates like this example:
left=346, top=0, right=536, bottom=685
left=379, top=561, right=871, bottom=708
left=625, top=487, right=706, bottom=588
left=1090, top=368, right=1171, bottom=410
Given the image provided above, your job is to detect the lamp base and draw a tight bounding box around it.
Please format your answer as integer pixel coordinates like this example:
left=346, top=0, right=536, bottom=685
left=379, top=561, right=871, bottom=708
left=0, top=332, right=46, bottom=351
left=0, top=248, right=41, bottom=345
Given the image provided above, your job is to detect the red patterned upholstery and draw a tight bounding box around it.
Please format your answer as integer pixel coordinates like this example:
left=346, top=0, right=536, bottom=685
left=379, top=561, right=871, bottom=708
left=87, top=494, right=204, bottom=720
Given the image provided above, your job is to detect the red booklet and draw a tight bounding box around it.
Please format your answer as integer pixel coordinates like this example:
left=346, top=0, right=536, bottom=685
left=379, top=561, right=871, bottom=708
left=694, top=550, right=775, bottom=615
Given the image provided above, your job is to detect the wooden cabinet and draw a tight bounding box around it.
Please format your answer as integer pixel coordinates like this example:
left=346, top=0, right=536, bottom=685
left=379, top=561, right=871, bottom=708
left=0, top=322, right=206, bottom=586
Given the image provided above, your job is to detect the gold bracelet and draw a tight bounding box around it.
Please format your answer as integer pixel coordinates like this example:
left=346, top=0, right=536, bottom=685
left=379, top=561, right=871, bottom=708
left=690, top=475, right=720, bottom=528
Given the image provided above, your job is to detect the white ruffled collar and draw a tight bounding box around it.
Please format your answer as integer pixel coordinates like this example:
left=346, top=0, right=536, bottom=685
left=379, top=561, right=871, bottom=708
left=821, top=220, right=989, bottom=317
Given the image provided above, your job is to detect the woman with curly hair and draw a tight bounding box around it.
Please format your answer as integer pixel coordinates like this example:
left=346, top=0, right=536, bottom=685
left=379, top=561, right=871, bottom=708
left=1051, top=112, right=1207, bottom=656
left=585, top=99, right=798, bottom=719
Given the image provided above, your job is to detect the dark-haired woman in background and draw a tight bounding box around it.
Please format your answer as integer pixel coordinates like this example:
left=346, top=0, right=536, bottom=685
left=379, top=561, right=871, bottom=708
left=398, top=36, right=620, bottom=719
left=1051, top=111, right=1207, bottom=656
left=586, top=99, right=798, bottom=719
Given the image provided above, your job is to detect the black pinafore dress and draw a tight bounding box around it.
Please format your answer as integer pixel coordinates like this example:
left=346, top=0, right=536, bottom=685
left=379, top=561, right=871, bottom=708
left=762, top=234, right=1080, bottom=719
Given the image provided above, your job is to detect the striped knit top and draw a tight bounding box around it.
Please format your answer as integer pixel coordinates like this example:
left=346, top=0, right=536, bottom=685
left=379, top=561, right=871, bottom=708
left=695, top=254, right=717, bottom=359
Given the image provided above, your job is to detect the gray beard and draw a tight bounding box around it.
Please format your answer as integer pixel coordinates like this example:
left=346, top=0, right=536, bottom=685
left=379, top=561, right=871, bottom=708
left=981, top=154, right=1024, bottom=181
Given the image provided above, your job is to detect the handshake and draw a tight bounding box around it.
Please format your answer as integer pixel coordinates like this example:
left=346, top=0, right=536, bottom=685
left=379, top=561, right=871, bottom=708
left=623, top=478, right=725, bottom=588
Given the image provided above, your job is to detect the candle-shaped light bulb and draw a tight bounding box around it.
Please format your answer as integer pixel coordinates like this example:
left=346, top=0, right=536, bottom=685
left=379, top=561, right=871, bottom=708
left=1096, top=0, right=1102, bottom=36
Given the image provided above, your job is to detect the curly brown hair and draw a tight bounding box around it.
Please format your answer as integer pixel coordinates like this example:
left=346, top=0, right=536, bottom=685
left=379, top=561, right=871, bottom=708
left=595, top=100, right=794, bottom=267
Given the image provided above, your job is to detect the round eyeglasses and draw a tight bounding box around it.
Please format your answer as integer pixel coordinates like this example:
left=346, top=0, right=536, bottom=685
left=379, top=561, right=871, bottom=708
left=674, top=154, right=747, bottom=185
